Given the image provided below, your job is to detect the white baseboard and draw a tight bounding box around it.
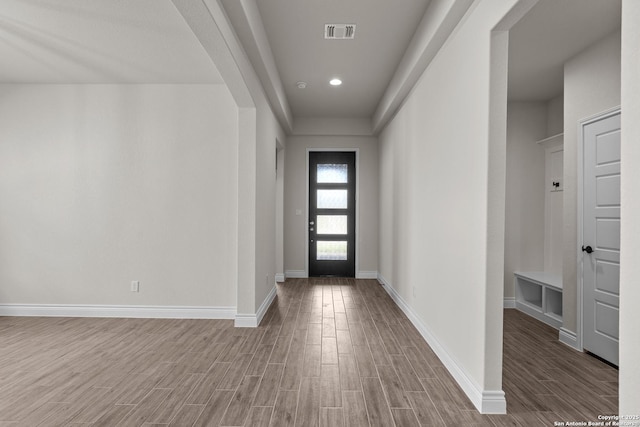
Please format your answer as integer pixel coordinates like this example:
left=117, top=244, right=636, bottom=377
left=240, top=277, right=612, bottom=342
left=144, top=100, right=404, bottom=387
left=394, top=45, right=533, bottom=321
left=0, top=304, right=236, bottom=319
left=257, top=285, right=277, bottom=325
left=503, top=297, right=516, bottom=309
left=356, top=271, right=378, bottom=279
left=559, top=327, right=581, bottom=351
left=235, top=285, right=277, bottom=328
left=480, top=390, right=508, bottom=414
left=285, top=270, right=307, bottom=279
left=376, top=273, right=506, bottom=414
left=275, top=273, right=285, bottom=283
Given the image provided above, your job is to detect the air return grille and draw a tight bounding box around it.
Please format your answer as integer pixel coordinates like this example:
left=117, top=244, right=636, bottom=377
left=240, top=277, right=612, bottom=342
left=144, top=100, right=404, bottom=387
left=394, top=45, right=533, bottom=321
left=324, top=24, right=356, bottom=39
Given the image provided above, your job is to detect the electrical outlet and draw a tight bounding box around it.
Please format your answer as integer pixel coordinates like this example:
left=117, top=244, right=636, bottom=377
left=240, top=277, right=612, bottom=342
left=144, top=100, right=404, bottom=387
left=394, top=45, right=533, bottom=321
left=412, top=286, right=416, bottom=298
left=131, top=280, right=139, bottom=292
left=266, top=274, right=270, bottom=286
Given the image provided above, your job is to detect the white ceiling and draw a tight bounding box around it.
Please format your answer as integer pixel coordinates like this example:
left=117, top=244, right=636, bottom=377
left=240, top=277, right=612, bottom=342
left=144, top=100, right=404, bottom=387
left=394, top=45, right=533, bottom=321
left=0, top=0, right=623, bottom=116
left=508, top=0, right=621, bottom=101
left=0, top=0, right=223, bottom=83
left=222, top=0, right=431, bottom=119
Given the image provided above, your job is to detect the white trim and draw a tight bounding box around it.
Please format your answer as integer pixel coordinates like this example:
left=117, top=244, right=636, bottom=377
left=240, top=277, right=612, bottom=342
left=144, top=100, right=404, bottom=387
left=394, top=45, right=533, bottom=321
left=234, top=314, right=258, bottom=328
left=306, top=148, right=360, bottom=278
left=375, top=272, right=390, bottom=288
left=356, top=271, right=378, bottom=279
left=577, top=107, right=621, bottom=353
left=480, top=391, right=507, bottom=414
left=285, top=270, right=308, bottom=279
left=536, top=132, right=564, bottom=147
left=0, top=304, right=235, bottom=319
left=275, top=273, right=285, bottom=283
left=503, top=297, right=516, bottom=309
left=235, top=285, right=277, bottom=327
left=559, top=327, right=581, bottom=351
left=257, top=285, right=277, bottom=324
left=376, top=274, right=506, bottom=414
left=305, top=149, right=310, bottom=277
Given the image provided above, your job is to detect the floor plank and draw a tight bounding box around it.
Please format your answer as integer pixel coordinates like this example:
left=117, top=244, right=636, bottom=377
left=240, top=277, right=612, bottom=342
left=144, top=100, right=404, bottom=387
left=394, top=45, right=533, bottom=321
left=270, top=390, right=298, bottom=427
left=361, top=377, right=395, bottom=427
left=342, top=391, right=370, bottom=427
left=253, top=363, right=285, bottom=406
left=220, top=375, right=261, bottom=426
left=296, top=377, right=321, bottom=427
left=192, top=389, right=234, bottom=427
left=244, top=406, right=273, bottom=427
left=320, top=407, right=345, bottom=427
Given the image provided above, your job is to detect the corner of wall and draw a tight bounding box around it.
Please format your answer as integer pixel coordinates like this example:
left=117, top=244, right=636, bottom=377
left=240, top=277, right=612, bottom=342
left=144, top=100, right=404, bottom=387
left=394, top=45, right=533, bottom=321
left=235, top=284, right=277, bottom=327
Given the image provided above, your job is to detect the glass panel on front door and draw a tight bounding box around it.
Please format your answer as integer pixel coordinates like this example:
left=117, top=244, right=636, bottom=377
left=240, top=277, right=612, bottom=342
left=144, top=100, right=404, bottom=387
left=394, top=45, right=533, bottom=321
left=317, top=215, right=347, bottom=235
left=309, top=152, right=356, bottom=277
left=317, top=190, right=348, bottom=209
left=317, top=241, right=348, bottom=260
left=317, top=164, right=348, bottom=183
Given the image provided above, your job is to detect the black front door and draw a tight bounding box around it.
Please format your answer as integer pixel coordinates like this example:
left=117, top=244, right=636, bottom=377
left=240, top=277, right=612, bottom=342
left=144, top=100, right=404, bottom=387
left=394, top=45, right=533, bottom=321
left=309, top=151, right=356, bottom=277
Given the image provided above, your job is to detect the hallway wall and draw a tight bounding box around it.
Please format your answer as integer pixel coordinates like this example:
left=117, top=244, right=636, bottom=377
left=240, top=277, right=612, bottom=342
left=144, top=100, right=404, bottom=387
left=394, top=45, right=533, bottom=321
left=251, top=95, right=286, bottom=314
left=378, top=0, right=519, bottom=411
left=0, top=84, right=239, bottom=311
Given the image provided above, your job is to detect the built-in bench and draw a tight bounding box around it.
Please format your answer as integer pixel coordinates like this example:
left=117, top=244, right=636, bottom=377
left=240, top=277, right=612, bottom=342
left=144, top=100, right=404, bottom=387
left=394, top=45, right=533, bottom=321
left=514, top=271, right=563, bottom=329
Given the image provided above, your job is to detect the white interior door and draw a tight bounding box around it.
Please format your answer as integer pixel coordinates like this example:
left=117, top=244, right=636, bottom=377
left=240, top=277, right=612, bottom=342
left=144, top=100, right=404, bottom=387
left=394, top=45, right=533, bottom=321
left=582, top=110, right=621, bottom=366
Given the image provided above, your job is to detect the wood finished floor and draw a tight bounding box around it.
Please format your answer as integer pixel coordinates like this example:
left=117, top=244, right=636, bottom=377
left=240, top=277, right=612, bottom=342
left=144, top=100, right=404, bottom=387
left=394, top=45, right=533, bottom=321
left=0, top=278, right=618, bottom=426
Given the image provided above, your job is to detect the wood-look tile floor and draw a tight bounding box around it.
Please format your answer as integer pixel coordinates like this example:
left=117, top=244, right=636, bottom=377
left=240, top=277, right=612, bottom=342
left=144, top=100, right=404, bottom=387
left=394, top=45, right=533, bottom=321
left=0, top=278, right=618, bottom=426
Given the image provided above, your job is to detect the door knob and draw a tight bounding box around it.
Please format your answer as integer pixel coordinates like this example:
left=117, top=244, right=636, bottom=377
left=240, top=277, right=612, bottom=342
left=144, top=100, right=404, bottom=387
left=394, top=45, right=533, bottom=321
left=582, top=245, right=593, bottom=254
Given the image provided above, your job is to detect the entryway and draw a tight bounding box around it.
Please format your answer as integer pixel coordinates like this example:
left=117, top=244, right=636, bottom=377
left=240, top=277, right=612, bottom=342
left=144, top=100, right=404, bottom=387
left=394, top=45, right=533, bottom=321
left=308, top=151, right=356, bottom=277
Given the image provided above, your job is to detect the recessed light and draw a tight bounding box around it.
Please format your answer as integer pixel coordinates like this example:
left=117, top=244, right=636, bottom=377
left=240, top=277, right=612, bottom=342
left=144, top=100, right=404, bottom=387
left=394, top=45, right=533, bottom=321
left=329, top=78, right=342, bottom=86
left=296, top=81, right=307, bottom=89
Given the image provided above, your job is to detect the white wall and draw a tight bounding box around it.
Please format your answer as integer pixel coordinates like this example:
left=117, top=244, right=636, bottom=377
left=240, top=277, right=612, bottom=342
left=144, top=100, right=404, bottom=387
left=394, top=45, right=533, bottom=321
left=546, top=95, right=564, bottom=136
left=562, top=30, right=621, bottom=334
left=292, top=118, right=373, bottom=136
left=0, top=84, right=238, bottom=309
left=235, top=95, right=286, bottom=319
left=253, top=96, right=286, bottom=309
left=504, top=102, right=546, bottom=299
left=378, top=0, right=519, bottom=412
left=619, top=0, right=640, bottom=414
left=284, top=135, right=378, bottom=277
left=275, top=143, right=285, bottom=280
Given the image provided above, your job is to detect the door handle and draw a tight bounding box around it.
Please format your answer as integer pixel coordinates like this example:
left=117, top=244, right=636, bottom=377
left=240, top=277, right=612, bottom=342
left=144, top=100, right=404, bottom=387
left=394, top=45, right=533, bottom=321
left=309, top=221, right=314, bottom=225
left=582, top=245, right=593, bottom=254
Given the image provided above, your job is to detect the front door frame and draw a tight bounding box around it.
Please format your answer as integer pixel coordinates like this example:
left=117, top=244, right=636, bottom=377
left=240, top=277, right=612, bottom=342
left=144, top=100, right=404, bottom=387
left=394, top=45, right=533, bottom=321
left=305, top=148, right=360, bottom=278
left=577, top=106, right=621, bottom=353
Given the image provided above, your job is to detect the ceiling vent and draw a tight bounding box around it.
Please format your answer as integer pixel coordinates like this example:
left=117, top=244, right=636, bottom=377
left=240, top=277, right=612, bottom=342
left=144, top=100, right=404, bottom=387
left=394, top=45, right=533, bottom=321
left=324, top=24, right=356, bottom=40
